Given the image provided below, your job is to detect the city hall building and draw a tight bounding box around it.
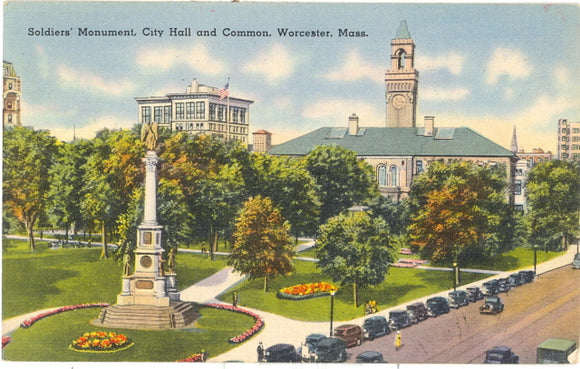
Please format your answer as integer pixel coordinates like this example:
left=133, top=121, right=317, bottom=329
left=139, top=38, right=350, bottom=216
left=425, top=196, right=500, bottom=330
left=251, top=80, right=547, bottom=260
left=270, top=21, right=517, bottom=201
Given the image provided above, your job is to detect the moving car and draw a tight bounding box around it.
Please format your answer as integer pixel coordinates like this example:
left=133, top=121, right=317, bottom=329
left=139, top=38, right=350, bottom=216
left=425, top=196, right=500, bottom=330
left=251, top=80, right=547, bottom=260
left=356, top=351, right=385, bottom=363
left=484, top=346, right=519, bottom=364
left=573, top=253, right=580, bottom=269
left=406, top=302, right=429, bottom=321
left=466, top=287, right=484, bottom=302
left=537, top=338, right=577, bottom=364
left=333, top=324, right=363, bottom=347
left=264, top=343, right=301, bottom=362
left=426, top=296, right=450, bottom=317
left=448, top=290, right=469, bottom=308
left=479, top=296, right=504, bottom=314
left=482, top=280, right=500, bottom=296
left=388, top=310, right=413, bottom=330
left=362, top=316, right=390, bottom=340
left=314, top=337, right=347, bottom=363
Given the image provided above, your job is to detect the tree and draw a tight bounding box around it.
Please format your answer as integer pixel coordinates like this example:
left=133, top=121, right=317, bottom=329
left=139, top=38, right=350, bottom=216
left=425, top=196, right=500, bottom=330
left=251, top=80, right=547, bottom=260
left=525, top=160, right=580, bottom=251
left=3, top=126, right=57, bottom=250
left=316, top=211, right=394, bottom=307
left=407, top=161, right=509, bottom=263
left=303, top=145, right=378, bottom=223
left=229, top=196, right=294, bottom=292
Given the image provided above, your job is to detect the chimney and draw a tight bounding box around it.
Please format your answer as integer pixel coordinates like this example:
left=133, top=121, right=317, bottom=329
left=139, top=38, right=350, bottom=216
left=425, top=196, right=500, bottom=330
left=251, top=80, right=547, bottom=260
left=187, top=78, right=199, bottom=94
left=424, top=116, right=434, bottom=136
left=349, top=113, right=359, bottom=135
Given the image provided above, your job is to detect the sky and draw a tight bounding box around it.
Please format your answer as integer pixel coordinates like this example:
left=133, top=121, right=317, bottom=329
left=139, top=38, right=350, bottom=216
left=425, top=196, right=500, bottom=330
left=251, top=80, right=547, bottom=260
left=3, top=1, right=580, bottom=154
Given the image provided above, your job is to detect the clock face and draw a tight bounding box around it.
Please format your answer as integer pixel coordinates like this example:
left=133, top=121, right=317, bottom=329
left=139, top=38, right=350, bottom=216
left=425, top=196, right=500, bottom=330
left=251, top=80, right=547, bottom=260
left=392, top=94, right=407, bottom=109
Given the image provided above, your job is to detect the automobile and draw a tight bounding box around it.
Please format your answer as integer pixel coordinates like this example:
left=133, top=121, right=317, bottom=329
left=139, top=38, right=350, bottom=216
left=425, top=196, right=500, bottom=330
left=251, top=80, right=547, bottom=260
left=264, top=343, right=301, bottom=362
left=356, top=351, right=386, bottom=363
left=333, top=324, right=363, bottom=347
left=519, top=270, right=535, bottom=283
left=482, top=279, right=500, bottom=296
left=313, top=337, right=347, bottom=363
left=537, top=338, right=577, bottom=364
left=466, top=287, right=484, bottom=302
left=479, top=296, right=504, bottom=314
left=497, top=278, right=511, bottom=293
left=304, top=333, right=327, bottom=354
left=448, top=290, right=469, bottom=308
left=507, top=273, right=525, bottom=287
left=362, top=316, right=390, bottom=340
left=573, top=253, right=580, bottom=269
left=426, top=296, right=450, bottom=317
left=388, top=310, right=413, bottom=330
left=406, top=309, right=419, bottom=324
left=484, top=346, right=519, bottom=364
left=406, top=302, right=429, bottom=321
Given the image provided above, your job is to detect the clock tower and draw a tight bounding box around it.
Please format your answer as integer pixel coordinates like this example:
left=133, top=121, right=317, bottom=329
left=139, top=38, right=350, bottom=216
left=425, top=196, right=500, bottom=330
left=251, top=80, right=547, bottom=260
left=386, top=21, right=419, bottom=128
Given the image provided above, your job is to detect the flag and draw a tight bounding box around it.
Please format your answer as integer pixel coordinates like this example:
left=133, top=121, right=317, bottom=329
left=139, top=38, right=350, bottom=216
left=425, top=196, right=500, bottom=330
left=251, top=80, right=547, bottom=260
left=218, top=82, right=229, bottom=101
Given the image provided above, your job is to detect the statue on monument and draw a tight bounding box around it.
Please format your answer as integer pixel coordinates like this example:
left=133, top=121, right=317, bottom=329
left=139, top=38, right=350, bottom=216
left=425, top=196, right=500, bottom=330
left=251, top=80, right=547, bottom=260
left=141, top=122, right=159, bottom=151
left=123, top=252, right=132, bottom=276
left=168, top=247, right=176, bottom=274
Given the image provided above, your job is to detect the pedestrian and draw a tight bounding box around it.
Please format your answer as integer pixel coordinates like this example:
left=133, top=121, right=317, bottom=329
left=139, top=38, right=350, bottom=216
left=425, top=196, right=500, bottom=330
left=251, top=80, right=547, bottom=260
left=300, top=342, right=310, bottom=362
left=233, top=292, right=239, bottom=307
left=201, top=348, right=207, bottom=362
left=395, top=330, right=402, bottom=351
left=257, top=341, right=264, bottom=362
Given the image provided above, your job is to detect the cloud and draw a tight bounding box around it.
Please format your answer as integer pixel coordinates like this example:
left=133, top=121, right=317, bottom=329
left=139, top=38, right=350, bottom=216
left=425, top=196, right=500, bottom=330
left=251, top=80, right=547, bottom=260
left=323, top=50, right=383, bottom=82
left=137, top=43, right=226, bottom=76
left=242, top=43, right=298, bottom=84
left=303, top=99, right=383, bottom=124
left=421, top=87, right=470, bottom=101
left=554, top=66, right=571, bottom=86
left=485, top=47, right=532, bottom=85
left=57, top=64, right=135, bottom=96
left=416, top=52, right=465, bottom=75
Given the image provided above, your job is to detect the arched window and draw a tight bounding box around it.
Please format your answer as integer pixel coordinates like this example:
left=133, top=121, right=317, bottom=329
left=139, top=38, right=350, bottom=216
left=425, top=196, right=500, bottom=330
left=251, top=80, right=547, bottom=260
left=377, top=165, right=387, bottom=187
left=390, top=166, right=399, bottom=186
left=397, top=50, right=406, bottom=70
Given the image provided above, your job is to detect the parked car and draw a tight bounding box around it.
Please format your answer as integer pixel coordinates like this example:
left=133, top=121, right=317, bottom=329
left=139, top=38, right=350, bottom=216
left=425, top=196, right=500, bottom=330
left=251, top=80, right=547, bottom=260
left=362, top=316, right=390, bottom=340
left=479, top=296, right=504, bottom=314
left=573, top=253, right=580, bottom=269
left=448, top=290, right=469, bottom=308
left=406, top=302, right=429, bottom=321
left=497, top=278, right=511, bottom=292
left=466, top=287, right=484, bottom=302
left=304, top=333, right=327, bottom=354
left=406, top=309, right=419, bottom=324
left=482, top=279, right=500, bottom=296
left=484, top=346, right=519, bottom=364
left=388, top=310, right=413, bottom=330
left=537, top=338, right=577, bottom=364
left=426, top=296, right=450, bottom=317
left=313, top=337, right=347, bottom=363
left=508, top=273, right=524, bottom=287
left=265, top=343, right=301, bottom=362
left=356, top=351, right=385, bottom=363
left=519, top=270, right=535, bottom=283
left=333, top=324, right=363, bottom=347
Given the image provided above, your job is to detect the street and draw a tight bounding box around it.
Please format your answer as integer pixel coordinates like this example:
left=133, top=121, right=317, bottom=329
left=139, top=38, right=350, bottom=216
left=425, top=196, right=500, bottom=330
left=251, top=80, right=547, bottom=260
left=346, top=265, right=580, bottom=364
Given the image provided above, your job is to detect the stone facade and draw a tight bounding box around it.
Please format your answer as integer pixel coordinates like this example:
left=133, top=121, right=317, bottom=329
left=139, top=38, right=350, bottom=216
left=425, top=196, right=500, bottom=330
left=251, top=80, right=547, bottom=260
left=3, top=61, right=21, bottom=127
left=557, top=118, right=580, bottom=161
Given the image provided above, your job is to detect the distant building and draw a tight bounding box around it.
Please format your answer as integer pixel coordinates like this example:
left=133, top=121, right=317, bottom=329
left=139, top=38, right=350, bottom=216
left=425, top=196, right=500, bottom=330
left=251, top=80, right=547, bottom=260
left=252, top=129, right=273, bottom=153
left=557, top=119, right=580, bottom=161
left=3, top=61, right=22, bottom=126
left=135, top=79, right=253, bottom=145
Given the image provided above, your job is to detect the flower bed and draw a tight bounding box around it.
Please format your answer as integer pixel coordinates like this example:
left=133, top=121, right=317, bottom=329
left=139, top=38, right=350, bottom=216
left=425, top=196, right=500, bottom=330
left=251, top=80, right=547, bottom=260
left=177, top=352, right=207, bottom=362
left=2, top=336, right=11, bottom=348
left=277, top=282, right=337, bottom=300
left=205, top=303, right=264, bottom=344
left=69, top=331, right=133, bottom=353
left=20, top=303, right=110, bottom=328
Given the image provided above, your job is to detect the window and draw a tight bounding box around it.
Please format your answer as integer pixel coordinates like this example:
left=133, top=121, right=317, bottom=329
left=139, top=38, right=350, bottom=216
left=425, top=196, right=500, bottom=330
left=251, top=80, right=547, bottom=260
left=561, top=145, right=569, bottom=150
left=377, top=165, right=387, bottom=186
left=514, top=205, right=524, bottom=212
left=397, top=50, right=406, bottom=69
left=232, top=107, right=240, bottom=123
left=573, top=128, right=580, bottom=133
left=573, top=136, right=580, bottom=142
left=390, top=166, right=399, bottom=186
left=562, top=136, right=569, bottom=142
left=163, top=106, right=171, bottom=123
left=416, top=160, right=423, bottom=174
left=154, top=106, right=162, bottom=123
left=572, top=145, right=580, bottom=150
left=195, top=102, right=205, bottom=119
left=186, top=102, right=195, bottom=119
left=141, top=106, right=151, bottom=124
left=514, top=180, right=522, bottom=195
left=8, top=114, right=12, bottom=123
left=218, top=105, right=225, bottom=121
left=175, top=103, right=184, bottom=120
left=209, top=103, right=216, bottom=120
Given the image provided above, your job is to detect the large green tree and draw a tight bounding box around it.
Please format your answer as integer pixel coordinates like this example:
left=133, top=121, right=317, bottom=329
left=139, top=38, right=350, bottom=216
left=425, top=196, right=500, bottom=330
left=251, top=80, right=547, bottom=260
left=525, top=160, right=580, bottom=251
left=3, top=126, right=57, bottom=250
left=316, top=210, right=393, bottom=307
left=408, top=161, right=509, bottom=263
left=229, top=196, right=294, bottom=292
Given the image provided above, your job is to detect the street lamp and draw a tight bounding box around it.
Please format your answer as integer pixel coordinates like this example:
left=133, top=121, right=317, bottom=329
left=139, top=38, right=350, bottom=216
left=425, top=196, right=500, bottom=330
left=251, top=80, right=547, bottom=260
left=452, top=262, right=458, bottom=291
left=329, top=290, right=336, bottom=337
left=533, top=245, right=538, bottom=275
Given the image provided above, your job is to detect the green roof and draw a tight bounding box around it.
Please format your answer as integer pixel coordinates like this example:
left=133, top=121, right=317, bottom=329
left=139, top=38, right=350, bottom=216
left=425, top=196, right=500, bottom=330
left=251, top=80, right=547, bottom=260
left=395, top=21, right=411, bottom=39
left=270, top=126, right=515, bottom=158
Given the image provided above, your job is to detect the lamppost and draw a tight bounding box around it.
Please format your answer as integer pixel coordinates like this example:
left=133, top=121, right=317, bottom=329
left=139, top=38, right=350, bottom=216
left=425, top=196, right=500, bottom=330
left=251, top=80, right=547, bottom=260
left=329, top=290, right=336, bottom=337
left=533, top=245, right=538, bottom=275
left=452, top=262, right=458, bottom=291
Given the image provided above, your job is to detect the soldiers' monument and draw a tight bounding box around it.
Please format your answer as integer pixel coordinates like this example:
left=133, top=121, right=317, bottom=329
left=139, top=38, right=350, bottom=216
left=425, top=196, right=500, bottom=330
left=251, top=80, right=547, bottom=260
left=95, top=122, right=198, bottom=329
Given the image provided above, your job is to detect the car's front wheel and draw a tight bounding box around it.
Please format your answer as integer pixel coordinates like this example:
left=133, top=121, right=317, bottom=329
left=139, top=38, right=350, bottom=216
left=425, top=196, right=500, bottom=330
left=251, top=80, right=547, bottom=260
left=356, top=338, right=362, bottom=346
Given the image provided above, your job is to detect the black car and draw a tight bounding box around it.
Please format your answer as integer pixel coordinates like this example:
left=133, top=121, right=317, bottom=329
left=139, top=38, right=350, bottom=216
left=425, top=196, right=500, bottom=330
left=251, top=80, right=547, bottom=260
left=388, top=310, right=412, bottom=330
left=480, top=296, right=504, bottom=314
left=356, top=351, right=385, bottom=363
left=519, top=270, right=535, bottom=283
left=362, top=316, right=390, bottom=340
left=508, top=273, right=524, bottom=287
left=497, top=278, right=511, bottom=293
left=265, top=343, right=301, bottom=362
left=448, top=290, right=469, bottom=308
left=466, top=287, right=484, bottom=302
left=406, top=302, right=429, bottom=321
left=304, top=333, right=327, bottom=353
left=426, top=296, right=450, bottom=317
left=314, top=337, right=347, bottom=363
left=484, top=346, right=519, bottom=364
left=482, top=279, right=500, bottom=296
left=573, top=253, right=580, bottom=269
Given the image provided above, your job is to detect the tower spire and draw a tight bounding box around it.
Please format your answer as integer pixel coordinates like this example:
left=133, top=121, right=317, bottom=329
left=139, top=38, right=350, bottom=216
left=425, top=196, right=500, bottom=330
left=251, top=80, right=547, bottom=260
left=511, top=125, right=519, bottom=153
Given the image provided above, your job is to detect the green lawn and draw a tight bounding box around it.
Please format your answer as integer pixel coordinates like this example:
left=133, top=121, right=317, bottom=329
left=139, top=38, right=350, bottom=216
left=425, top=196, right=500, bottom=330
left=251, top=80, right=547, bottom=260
left=2, top=305, right=254, bottom=362
left=460, top=247, right=564, bottom=271
left=219, top=260, right=489, bottom=322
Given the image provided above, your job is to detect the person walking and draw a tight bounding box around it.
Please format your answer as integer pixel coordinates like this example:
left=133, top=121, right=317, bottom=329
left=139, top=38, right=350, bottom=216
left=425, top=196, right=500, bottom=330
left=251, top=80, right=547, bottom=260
left=395, top=330, right=402, bottom=351
left=257, top=341, right=264, bottom=362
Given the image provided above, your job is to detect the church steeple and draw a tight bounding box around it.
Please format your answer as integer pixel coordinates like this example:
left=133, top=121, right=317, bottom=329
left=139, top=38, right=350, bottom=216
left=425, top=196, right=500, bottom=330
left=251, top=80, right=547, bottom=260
left=385, top=21, right=419, bottom=128
left=511, top=125, right=519, bottom=153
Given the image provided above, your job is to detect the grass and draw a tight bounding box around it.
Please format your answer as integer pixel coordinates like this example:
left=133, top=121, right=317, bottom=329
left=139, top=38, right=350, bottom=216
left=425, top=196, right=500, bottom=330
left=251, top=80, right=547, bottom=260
left=461, top=247, right=564, bottom=271
left=2, top=305, right=254, bottom=362
left=219, top=260, right=488, bottom=322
